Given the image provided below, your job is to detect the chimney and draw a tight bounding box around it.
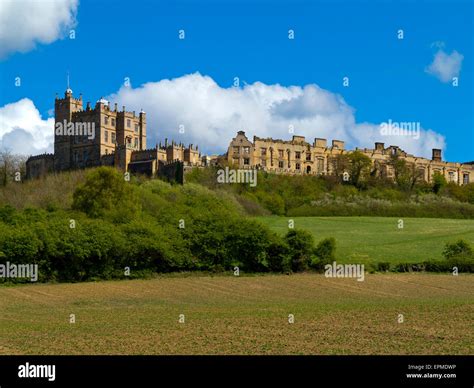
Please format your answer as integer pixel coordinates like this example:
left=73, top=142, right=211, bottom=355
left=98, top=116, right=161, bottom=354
left=122, top=105, right=125, bottom=112
left=114, top=103, right=118, bottom=111
left=432, top=148, right=442, bottom=162
left=86, top=102, right=91, bottom=110
left=375, top=142, right=384, bottom=151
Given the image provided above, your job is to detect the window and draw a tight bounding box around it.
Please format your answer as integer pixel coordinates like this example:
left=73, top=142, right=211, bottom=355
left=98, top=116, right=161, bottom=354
left=243, top=146, right=250, bottom=154
left=278, top=149, right=284, bottom=158
left=135, top=124, right=139, bottom=133
left=260, top=148, right=267, bottom=156
left=278, top=161, right=284, bottom=168
left=295, top=152, right=301, bottom=160
left=104, top=130, right=108, bottom=143
left=127, top=119, right=131, bottom=128
left=111, top=132, right=116, bottom=144
left=233, top=158, right=239, bottom=165
left=306, top=153, right=311, bottom=161
left=463, top=174, right=469, bottom=184
left=296, top=163, right=300, bottom=170
left=111, top=118, right=115, bottom=127
left=104, top=116, right=109, bottom=125
left=261, top=159, right=266, bottom=167
left=233, top=146, right=240, bottom=154
left=243, top=158, right=250, bottom=165
left=448, top=171, right=455, bottom=182
left=317, top=158, right=324, bottom=172
left=134, top=138, right=138, bottom=148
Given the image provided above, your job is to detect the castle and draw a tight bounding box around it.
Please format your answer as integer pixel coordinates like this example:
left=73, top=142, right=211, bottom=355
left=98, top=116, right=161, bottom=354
left=226, top=131, right=474, bottom=185
left=26, top=87, right=473, bottom=186
left=26, top=88, right=202, bottom=180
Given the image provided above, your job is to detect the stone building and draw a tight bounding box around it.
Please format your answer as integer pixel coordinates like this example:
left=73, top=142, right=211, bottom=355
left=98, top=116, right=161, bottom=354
left=227, top=131, right=474, bottom=185
left=26, top=88, right=201, bottom=179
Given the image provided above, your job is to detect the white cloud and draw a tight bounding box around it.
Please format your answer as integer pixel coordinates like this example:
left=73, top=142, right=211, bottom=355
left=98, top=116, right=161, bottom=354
left=0, top=73, right=446, bottom=158
left=0, top=0, right=78, bottom=59
left=426, top=48, right=463, bottom=83
left=107, top=73, right=445, bottom=158
left=0, top=98, right=54, bottom=155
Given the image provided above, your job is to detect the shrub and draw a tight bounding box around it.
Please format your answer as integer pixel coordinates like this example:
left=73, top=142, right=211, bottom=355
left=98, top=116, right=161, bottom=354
left=285, top=229, right=315, bottom=272
left=376, top=262, right=390, bottom=272
left=443, top=239, right=473, bottom=259
left=314, top=237, right=336, bottom=265
left=432, top=171, right=447, bottom=194
left=72, top=167, right=141, bottom=220
left=442, top=239, right=474, bottom=273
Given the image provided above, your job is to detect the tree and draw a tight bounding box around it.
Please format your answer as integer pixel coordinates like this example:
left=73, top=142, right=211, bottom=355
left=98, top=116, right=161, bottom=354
left=388, top=155, right=423, bottom=191
left=330, top=154, right=350, bottom=182
left=432, top=171, right=447, bottom=194
left=72, top=167, right=141, bottom=220
left=443, top=240, right=473, bottom=260
left=347, top=151, right=372, bottom=188
left=285, top=229, right=315, bottom=272
left=0, top=149, right=27, bottom=186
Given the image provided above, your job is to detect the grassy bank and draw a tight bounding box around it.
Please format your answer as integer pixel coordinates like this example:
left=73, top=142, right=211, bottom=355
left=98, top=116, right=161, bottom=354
left=258, top=216, right=474, bottom=265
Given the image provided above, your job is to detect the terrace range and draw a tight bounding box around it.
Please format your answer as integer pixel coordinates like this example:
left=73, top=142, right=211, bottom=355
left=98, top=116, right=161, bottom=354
left=26, top=87, right=474, bottom=185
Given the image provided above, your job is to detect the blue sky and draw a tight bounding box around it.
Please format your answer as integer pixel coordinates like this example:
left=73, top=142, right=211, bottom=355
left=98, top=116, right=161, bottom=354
left=0, top=0, right=472, bottom=161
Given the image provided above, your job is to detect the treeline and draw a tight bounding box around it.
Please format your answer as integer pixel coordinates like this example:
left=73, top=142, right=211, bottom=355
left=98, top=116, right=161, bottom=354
left=0, top=167, right=336, bottom=283
left=186, top=157, right=474, bottom=218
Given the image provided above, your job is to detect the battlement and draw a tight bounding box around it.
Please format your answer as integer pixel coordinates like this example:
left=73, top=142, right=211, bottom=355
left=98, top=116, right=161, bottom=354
left=227, top=130, right=474, bottom=185
left=26, top=153, right=54, bottom=162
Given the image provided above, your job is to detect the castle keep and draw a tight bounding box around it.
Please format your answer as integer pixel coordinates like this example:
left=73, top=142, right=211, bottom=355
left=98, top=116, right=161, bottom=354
left=227, top=131, right=474, bottom=185
left=26, top=88, right=201, bottom=179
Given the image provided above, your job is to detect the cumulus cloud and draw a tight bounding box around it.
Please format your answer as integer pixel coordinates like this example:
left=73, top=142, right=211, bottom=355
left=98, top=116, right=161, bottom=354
left=107, top=73, right=445, bottom=158
left=426, top=48, right=464, bottom=83
left=0, top=74, right=445, bottom=158
left=0, top=98, right=54, bottom=155
left=0, top=0, right=78, bottom=59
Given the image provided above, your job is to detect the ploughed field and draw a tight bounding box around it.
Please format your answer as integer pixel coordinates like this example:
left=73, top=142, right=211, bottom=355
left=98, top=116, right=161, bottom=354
left=0, top=273, right=472, bottom=355
left=258, top=216, right=474, bottom=265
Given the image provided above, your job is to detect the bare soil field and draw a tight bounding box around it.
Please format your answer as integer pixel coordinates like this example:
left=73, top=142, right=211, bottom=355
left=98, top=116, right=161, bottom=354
left=0, top=273, right=472, bottom=355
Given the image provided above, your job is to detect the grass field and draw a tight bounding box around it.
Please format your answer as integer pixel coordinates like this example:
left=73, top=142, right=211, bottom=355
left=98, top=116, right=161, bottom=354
left=258, top=216, right=474, bottom=265
left=0, top=273, right=473, bottom=355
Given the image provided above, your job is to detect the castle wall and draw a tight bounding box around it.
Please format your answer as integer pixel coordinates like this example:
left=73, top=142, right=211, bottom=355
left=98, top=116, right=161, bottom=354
left=227, top=131, right=474, bottom=185
left=26, top=154, right=55, bottom=179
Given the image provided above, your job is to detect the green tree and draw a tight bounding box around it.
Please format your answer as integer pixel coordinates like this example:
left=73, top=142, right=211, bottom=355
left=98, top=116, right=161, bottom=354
left=331, top=154, right=350, bottom=182
left=285, top=229, right=315, bottom=272
left=348, top=151, right=372, bottom=188
left=432, top=171, right=447, bottom=194
left=443, top=239, right=473, bottom=260
left=72, top=167, right=141, bottom=220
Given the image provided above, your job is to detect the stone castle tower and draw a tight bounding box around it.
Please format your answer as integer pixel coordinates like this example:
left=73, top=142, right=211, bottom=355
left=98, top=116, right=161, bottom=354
left=26, top=85, right=201, bottom=180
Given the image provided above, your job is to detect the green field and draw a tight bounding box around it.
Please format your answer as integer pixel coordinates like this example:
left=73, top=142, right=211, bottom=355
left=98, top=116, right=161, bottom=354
left=0, top=273, right=473, bottom=355
left=258, top=216, right=474, bottom=265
